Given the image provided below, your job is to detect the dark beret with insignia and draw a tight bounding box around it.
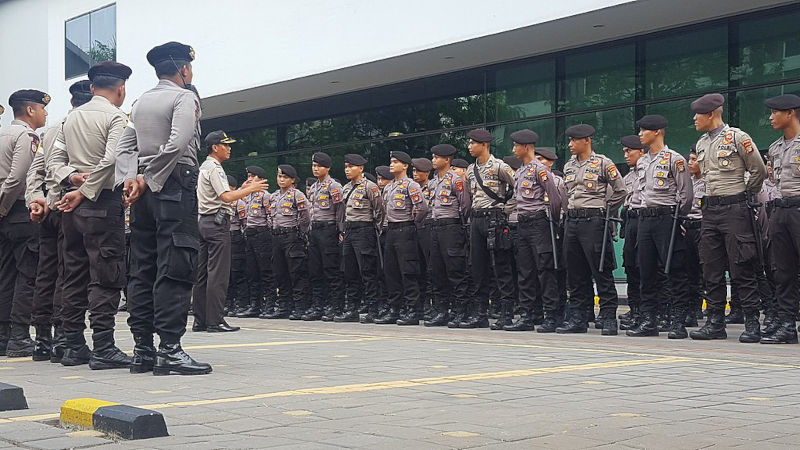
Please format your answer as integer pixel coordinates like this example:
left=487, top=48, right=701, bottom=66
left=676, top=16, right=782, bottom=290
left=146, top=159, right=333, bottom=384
left=621, top=135, right=645, bottom=150
left=636, top=114, right=668, bottom=131
left=146, top=41, right=195, bottom=67
left=375, top=165, right=392, bottom=180
left=227, top=175, right=237, bottom=187
left=364, top=173, right=377, bottom=184
left=534, top=147, right=559, bottom=161
left=204, top=130, right=236, bottom=148
left=312, top=152, right=332, bottom=168
left=390, top=151, right=412, bottom=165
left=69, top=80, right=92, bottom=96
left=412, top=158, right=433, bottom=172
left=467, top=128, right=493, bottom=143
left=278, top=164, right=298, bottom=180
left=691, top=93, right=725, bottom=114
left=764, top=94, right=800, bottom=111
left=245, top=165, right=266, bottom=179
left=510, top=129, right=539, bottom=145
left=565, top=124, right=595, bottom=139
left=306, top=177, right=317, bottom=187
left=344, top=153, right=367, bottom=166
left=431, top=144, right=457, bottom=157
left=689, top=144, right=697, bottom=155
left=88, top=61, right=132, bottom=81
left=502, top=156, right=522, bottom=170
left=451, top=158, right=469, bottom=169
left=9, top=90, right=50, bottom=107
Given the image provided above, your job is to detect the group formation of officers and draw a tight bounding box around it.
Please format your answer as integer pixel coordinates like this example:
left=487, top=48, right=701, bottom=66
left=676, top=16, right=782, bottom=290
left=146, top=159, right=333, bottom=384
left=2, top=40, right=800, bottom=380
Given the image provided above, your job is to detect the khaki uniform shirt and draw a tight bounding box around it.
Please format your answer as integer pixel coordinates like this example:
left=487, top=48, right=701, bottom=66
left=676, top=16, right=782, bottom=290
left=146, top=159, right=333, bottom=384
left=309, top=175, right=344, bottom=224
left=197, top=156, right=231, bottom=215
left=25, top=122, right=62, bottom=208
left=623, top=169, right=641, bottom=210
left=636, top=146, right=693, bottom=216
left=563, top=152, right=627, bottom=210
left=383, top=177, right=429, bottom=223
left=230, top=199, right=246, bottom=232
left=695, top=124, right=766, bottom=196
left=767, top=134, right=800, bottom=198
left=0, top=120, right=40, bottom=216
left=429, top=170, right=471, bottom=220
left=245, top=190, right=271, bottom=228
left=342, top=178, right=385, bottom=228
left=269, top=187, right=310, bottom=231
left=514, top=159, right=563, bottom=218
left=466, top=155, right=516, bottom=212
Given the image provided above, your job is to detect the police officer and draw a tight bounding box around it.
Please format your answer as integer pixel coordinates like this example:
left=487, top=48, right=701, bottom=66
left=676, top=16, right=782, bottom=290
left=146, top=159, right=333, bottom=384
left=451, top=159, right=469, bottom=180
left=412, top=158, right=434, bottom=320
left=375, top=151, right=429, bottom=325
left=685, top=148, right=706, bottom=327
left=618, top=135, right=646, bottom=331
left=625, top=115, right=693, bottom=339
left=506, top=129, right=563, bottom=332
left=689, top=93, right=767, bottom=342
left=762, top=94, right=800, bottom=343
left=193, top=131, right=266, bottom=333
left=305, top=152, right=345, bottom=321
left=240, top=166, right=277, bottom=318
left=557, top=124, right=627, bottom=335
left=49, top=62, right=132, bottom=368
left=426, top=144, right=471, bottom=326
left=270, top=165, right=311, bottom=320
left=115, top=41, right=211, bottom=375
left=0, top=90, right=48, bottom=356
left=225, top=176, right=248, bottom=316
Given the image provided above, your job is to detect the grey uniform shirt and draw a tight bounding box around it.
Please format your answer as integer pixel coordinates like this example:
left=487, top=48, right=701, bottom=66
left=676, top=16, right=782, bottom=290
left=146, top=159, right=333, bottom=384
left=50, top=96, right=127, bottom=202
left=245, top=190, right=272, bottom=229
left=196, top=156, right=231, bottom=215
left=115, top=80, right=201, bottom=192
left=429, top=170, right=471, bottom=220
left=383, top=177, right=429, bottom=223
left=688, top=176, right=706, bottom=220
left=623, top=169, right=642, bottom=210
left=230, top=199, right=246, bottom=232
left=0, top=120, right=39, bottom=216
left=269, top=187, right=310, bottom=232
left=466, top=155, right=516, bottom=212
left=563, top=152, right=627, bottom=210
left=309, top=175, right=344, bottom=224
left=514, top=159, right=563, bottom=218
left=25, top=122, right=62, bottom=208
left=636, top=146, right=693, bottom=216
left=695, top=124, right=766, bottom=196
left=767, top=134, right=800, bottom=198
left=341, top=178, right=385, bottom=229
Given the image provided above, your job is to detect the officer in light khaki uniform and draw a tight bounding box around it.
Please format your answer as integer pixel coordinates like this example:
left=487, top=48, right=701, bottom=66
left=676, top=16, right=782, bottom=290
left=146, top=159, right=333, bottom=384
left=689, top=93, right=767, bottom=342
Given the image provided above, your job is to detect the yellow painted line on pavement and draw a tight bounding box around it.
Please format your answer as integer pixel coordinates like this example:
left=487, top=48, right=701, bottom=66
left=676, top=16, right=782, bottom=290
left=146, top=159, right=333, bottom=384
left=178, top=337, right=387, bottom=350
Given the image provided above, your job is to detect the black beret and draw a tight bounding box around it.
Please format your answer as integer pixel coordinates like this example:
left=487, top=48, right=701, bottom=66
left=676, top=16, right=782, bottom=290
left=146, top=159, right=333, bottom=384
left=278, top=164, right=298, bottom=180
left=390, top=151, right=412, bottom=165
left=344, top=153, right=367, bottom=166
left=227, top=175, right=237, bottom=187
left=245, top=165, right=266, bottom=179
left=204, top=130, right=236, bottom=147
left=88, top=61, right=132, bottom=81
left=451, top=158, right=469, bottom=169
left=312, top=152, right=332, bottom=168
left=364, top=173, right=377, bottom=184
left=502, top=156, right=522, bottom=170
left=306, top=177, right=317, bottom=187
left=764, top=94, right=800, bottom=111
left=146, top=41, right=195, bottom=67
left=565, top=124, right=595, bottom=139
left=691, top=93, right=725, bottom=114
left=412, top=158, right=433, bottom=172
left=636, top=114, right=668, bottom=130
left=431, top=144, right=457, bottom=157
left=9, top=90, right=50, bottom=107
left=467, top=128, right=493, bottom=143
left=375, top=165, right=392, bottom=180
left=534, top=147, right=559, bottom=161
left=510, top=129, right=539, bottom=145
left=621, top=135, right=645, bottom=150
left=69, top=80, right=92, bottom=96
left=689, top=144, right=697, bottom=154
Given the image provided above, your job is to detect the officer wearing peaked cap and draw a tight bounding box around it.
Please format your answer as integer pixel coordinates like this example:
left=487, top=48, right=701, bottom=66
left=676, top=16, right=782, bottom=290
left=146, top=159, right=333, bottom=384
left=114, top=41, right=212, bottom=375
left=689, top=93, right=767, bottom=342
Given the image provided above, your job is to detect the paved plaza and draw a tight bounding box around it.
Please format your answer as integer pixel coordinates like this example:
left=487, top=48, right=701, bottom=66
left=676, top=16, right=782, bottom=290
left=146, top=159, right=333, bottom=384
left=1, top=312, right=799, bottom=449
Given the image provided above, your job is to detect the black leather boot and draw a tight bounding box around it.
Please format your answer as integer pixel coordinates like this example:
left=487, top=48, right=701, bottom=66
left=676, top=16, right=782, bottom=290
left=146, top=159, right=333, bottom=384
left=153, top=342, right=212, bottom=376
left=459, top=305, right=489, bottom=328
left=321, top=305, right=337, bottom=322
left=683, top=310, right=699, bottom=328
left=130, top=334, right=156, bottom=374
left=626, top=311, right=659, bottom=337
left=374, top=307, right=400, bottom=324
left=738, top=310, right=761, bottom=343
left=6, top=323, right=35, bottom=357
left=447, top=303, right=465, bottom=328
left=50, top=326, right=66, bottom=363
left=360, top=304, right=379, bottom=324
left=334, top=302, right=359, bottom=322
left=236, top=298, right=261, bottom=318
left=61, top=331, right=91, bottom=366
left=556, top=309, right=587, bottom=334
left=89, top=330, right=133, bottom=370
left=537, top=313, right=558, bottom=333
left=668, top=310, right=688, bottom=339
left=690, top=309, right=727, bottom=340
left=725, top=307, right=744, bottom=324
left=504, top=312, right=535, bottom=331
left=760, top=317, right=799, bottom=344
left=601, top=317, right=618, bottom=336
left=396, top=310, right=420, bottom=326
left=424, top=303, right=449, bottom=327
left=301, top=307, right=323, bottom=321
left=32, top=325, right=52, bottom=361
left=490, top=303, right=513, bottom=330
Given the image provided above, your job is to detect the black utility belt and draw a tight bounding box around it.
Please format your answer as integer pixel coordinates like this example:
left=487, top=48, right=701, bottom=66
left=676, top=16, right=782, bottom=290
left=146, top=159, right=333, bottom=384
left=311, top=220, right=337, bottom=227
left=430, top=218, right=461, bottom=227
left=639, top=205, right=675, bottom=217
left=626, top=209, right=640, bottom=218
left=472, top=208, right=504, bottom=218
left=684, top=219, right=702, bottom=229
left=566, top=208, right=604, bottom=218
left=774, top=196, right=800, bottom=208
left=244, top=225, right=269, bottom=235
left=272, top=226, right=299, bottom=235
left=701, top=193, right=746, bottom=208
left=344, top=221, right=373, bottom=229
left=518, top=211, right=547, bottom=222
left=387, top=221, right=415, bottom=229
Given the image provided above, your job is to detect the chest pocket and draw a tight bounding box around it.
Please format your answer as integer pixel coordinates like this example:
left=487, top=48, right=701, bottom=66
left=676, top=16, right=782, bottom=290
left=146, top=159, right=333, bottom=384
left=438, top=189, right=454, bottom=206
left=351, top=189, right=369, bottom=208
left=789, top=155, right=800, bottom=178
left=564, top=169, right=577, bottom=190
left=280, top=200, right=294, bottom=216
left=520, top=178, right=539, bottom=199
left=653, top=167, right=670, bottom=190
left=390, top=189, right=408, bottom=210
left=316, top=193, right=331, bottom=209
left=583, top=167, right=601, bottom=191
left=717, top=147, right=737, bottom=171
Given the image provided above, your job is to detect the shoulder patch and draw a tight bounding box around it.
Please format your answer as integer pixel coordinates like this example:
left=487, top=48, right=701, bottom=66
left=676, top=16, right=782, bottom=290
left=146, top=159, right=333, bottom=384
left=455, top=178, right=464, bottom=192
left=742, top=138, right=754, bottom=154
left=538, top=170, right=549, bottom=183
left=607, top=164, right=619, bottom=179
left=676, top=160, right=685, bottom=172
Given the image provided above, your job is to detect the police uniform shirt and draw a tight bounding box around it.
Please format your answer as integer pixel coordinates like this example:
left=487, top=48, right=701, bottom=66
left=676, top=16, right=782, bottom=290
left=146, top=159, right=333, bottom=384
left=623, top=169, right=642, bottom=210
left=25, top=122, right=62, bottom=208
left=115, top=80, right=201, bottom=192
left=383, top=177, right=429, bottom=223
left=552, top=173, right=568, bottom=218
left=762, top=178, right=780, bottom=201
left=563, top=152, right=627, bottom=209
left=309, top=175, right=344, bottom=223
left=269, top=187, right=310, bottom=231
left=514, top=159, right=563, bottom=217
left=429, top=170, right=471, bottom=220
left=231, top=198, right=247, bottom=232
left=0, top=119, right=40, bottom=216
left=767, top=133, right=800, bottom=198
left=636, top=146, right=693, bottom=215
left=245, top=190, right=271, bottom=228
left=688, top=176, right=706, bottom=220
left=465, top=155, right=516, bottom=210
left=342, top=178, right=385, bottom=227
left=196, top=156, right=231, bottom=215
left=50, top=96, right=128, bottom=202
left=695, top=124, right=767, bottom=196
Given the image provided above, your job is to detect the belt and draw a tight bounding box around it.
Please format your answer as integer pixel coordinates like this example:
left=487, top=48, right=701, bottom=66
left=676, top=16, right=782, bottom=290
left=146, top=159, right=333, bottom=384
left=626, top=208, right=641, bottom=218
left=640, top=205, right=675, bottom=217
left=472, top=208, right=504, bottom=218
left=566, top=208, right=604, bottom=218
left=344, top=221, right=373, bottom=229
left=312, top=220, right=337, bottom=227
left=684, top=219, right=702, bottom=229
left=518, top=211, right=547, bottom=223
left=430, top=218, right=461, bottom=227
left=774, top=196, right=800, bottom=208
left=272, top=226, right=299, bottom=235
left=702, top=193, right=746, bottom=207
left=245, top=225, right=269, bottom=234
left=387, top=221, right=415, bottom=229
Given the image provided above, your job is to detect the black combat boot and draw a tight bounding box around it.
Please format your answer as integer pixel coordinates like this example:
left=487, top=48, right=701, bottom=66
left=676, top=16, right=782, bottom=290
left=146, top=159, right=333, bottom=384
left=537, top=312, right=558, bottom=333
left=264, top=299, right=291, bottom=319
left=761, top=310, right=778, bottom=336
left=424, top=300, right=449, bottom=327
left=760, top=317, right=799, bottom=344
left=153, top=342, right=212, bottom=376
left=626, top=311, right=659, bottom=337
left=321, top=305, right=337, bottom=322
left=668, top=309, right=688, bottom=339
left=504, top=311, right=535, bottom=331
left=619, top=303, right=637, bottom=330
left=301, top=306, right=323, bottom=321
left=236, top=299, right=261, bottom=318
left=683, top=309, right=699, bottom=328
left=360, top=303, right=379, bottom=324
left=32, top=325, right=52, bottom=361
left=739, top=310, right=761, bottom=343
left=490, top=302, right=513, bottom=330
left=459, top=303, right=490, bottom=328
left=61, top=331, right=91, bottom=366
left=556, top=309, right=587, bottom=334
left=89, top=330, right=133, bottom=370
left=725, top=307, right=744, bottom=324
left=601, top=317, right=618, bottom=336
left=374, top=307, right=400, bottom=324
left=396, top=310, right=420, bottom=326
left=130, top=334, right=156, bottom=373
left=690, top=309, right=727, bottom=340
left=334, top=301, right=359, bottom=322
left=50, top=326, right=66, bottom=363
left=5, top=323, right=35, bottom=357
left=0, top=322, right=9, bottom=356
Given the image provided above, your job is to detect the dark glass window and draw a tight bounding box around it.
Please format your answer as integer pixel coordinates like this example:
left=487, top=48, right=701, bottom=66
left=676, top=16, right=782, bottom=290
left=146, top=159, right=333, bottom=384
left=560, top=45, right=636, bottom=112
left=490, top=60, right=555, bottom=121
left=733, top=10, right=800, bottom=86
left=65, top=4, right=116, bottom=79
left=491, top=118, right=557, bottom=160
left=736, top=83, right=800, bottom=151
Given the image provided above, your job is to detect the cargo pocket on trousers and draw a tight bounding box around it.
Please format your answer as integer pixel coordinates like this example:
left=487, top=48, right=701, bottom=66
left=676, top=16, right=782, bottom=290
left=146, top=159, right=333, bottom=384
left=534, top=242, right=555, bottom=270
left=166, top=233, right=199, bottom=284
left=154, top=189, right=183, bottom=221
left=593, top=241, right=617, bottom=272
left=323, top=245, right=340, bottom=269
left=734, top=233, right=757, bottom=265
left=98, top=246, right=125, bottom=289
left=16, top=240, right=39, bottom=277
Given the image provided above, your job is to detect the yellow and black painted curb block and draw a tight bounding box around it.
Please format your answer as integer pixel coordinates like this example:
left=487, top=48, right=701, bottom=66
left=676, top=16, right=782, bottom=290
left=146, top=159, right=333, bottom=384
left=60, top=398, right=168, bottom=440
left=0, top=382, right=28, bottom=411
